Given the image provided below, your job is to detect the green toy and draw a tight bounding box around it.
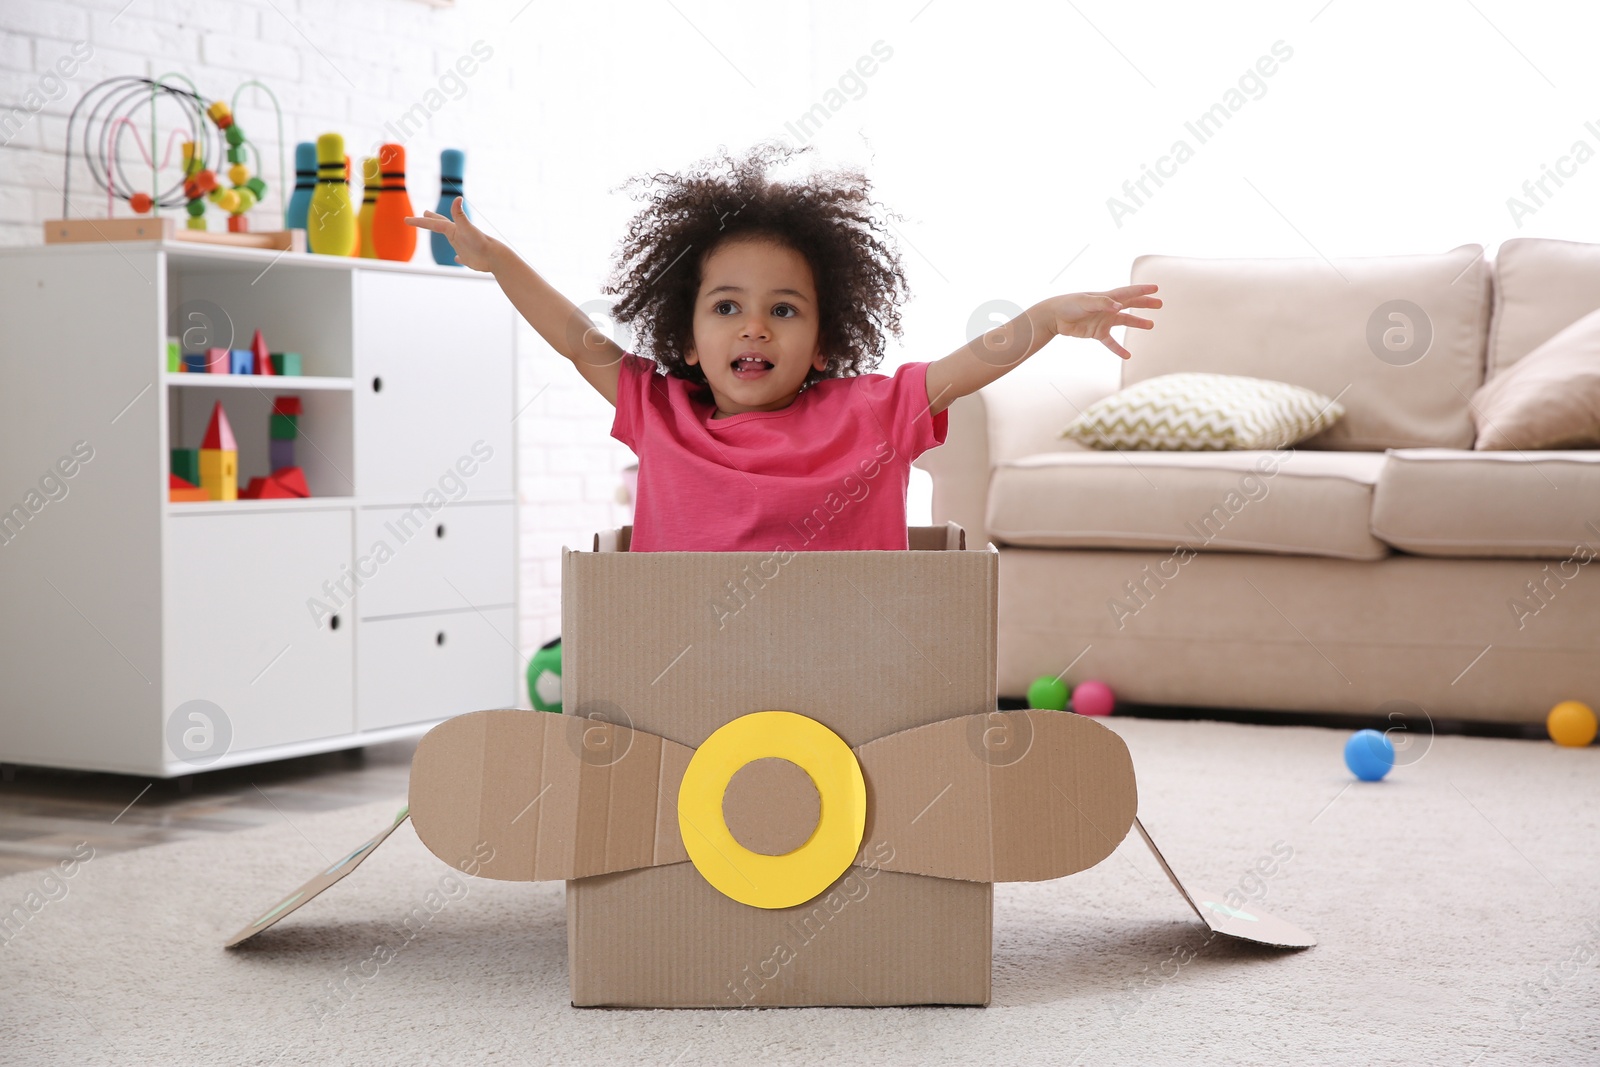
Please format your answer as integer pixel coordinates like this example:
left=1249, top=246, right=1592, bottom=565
left=527, top=635, right=562, bottom=712
left=1026, top=674, right=1070, bottom=711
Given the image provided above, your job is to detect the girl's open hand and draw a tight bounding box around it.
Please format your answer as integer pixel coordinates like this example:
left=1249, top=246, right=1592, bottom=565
left=1045, top=284, right=1161, bottom=359
left=404, top=196, right=498, bottom=272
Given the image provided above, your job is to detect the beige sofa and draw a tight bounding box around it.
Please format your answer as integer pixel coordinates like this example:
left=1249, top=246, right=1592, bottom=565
left=917, top=239, right=1600, bottom=726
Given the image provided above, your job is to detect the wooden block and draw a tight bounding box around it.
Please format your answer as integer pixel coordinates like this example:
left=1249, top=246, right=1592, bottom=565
left=269, top=466, right=310, bottom=498
left=269, top=352, right=301, bottom=376
left=270, top=395, right=303, bottom=416
left=170, top=448, right=201, bottom=485
left=228, top=348, right=253, bottom=374
left=169, top=486, right=211, bottom=503
left=269, top=413, right=298, bottom=440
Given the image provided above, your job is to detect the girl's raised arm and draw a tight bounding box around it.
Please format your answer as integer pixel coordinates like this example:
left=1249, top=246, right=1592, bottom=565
left=407, top=198, right=623, bottom=406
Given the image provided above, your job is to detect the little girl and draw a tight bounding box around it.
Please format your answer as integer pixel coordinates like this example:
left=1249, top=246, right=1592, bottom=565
left=409, top=142, right=1158, bottom=552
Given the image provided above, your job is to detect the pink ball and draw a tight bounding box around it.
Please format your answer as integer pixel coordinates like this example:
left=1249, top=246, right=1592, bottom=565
left=1072, top=679, right=1116, bottom=717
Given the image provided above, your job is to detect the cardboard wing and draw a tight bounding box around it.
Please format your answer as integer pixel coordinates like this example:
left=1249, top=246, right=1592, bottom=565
left=402, top=708, right=1139, bottom=888
left=224, top=804, right=410, bottom=948
left=1133, top=817, right=1316, bottom=949
left=226, top=709, right=1314, bottom=952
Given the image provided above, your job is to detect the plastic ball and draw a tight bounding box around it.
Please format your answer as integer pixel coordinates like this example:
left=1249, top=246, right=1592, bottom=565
left=232, top=187, right=257, bottom=213
left=1344, top=729, right=1395, bottom=781
left=526, top=636, right=563, bottom=712
left=1071, top=679, right=1116, bottom=717
left=1546, top=700, right=1597, bottom=747
left=225, top=124, right=244, bottom=146
left=129, top=191, right=153, bottom=214
left=1026, top=675, right=1069, bottom=711
left=227, top=163, right=250, bottom=186
left=186, top=198, right=206, bottom=217
left=215, top=189, right=240, bottom=213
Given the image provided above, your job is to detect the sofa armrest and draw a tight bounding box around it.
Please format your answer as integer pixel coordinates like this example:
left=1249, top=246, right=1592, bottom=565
left=915, top=361, right=1121, bottom=547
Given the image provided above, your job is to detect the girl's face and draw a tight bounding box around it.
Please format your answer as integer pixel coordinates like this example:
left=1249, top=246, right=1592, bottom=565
left=684, top=237, right=827, bottom=418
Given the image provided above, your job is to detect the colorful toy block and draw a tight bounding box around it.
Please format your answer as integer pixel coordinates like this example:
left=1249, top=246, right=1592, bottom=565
left=269, top=413, right=298, bottom=440
left=252, top=329, right=273, bottom=375
left=269, top=438, right=295, bottom=472
left=229, top=348, right=253, bottom=375
left=171, top=448, right=201, bottom=486
left=181, top=353, right=208, bottom=373
left=199, top=401, right=238, bottom=502
left=271, top=396, right=303, bottom=416
left=167, top=340, right=180, bottom=373
left=240, top=466, right=309, bottom=500
left=205, top=347, right=229, bottom=374
left=269, top=352, right=302, bottom=376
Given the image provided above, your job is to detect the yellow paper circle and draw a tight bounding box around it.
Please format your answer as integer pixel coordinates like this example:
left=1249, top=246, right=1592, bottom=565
left=677, top=711, right=865, bottom=910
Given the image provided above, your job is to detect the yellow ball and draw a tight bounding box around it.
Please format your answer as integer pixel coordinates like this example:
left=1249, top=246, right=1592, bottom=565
left=228, top=164, right=250, bottom=186
left=215, top=189, right=240, bottom=213
left=232, top=187, right=257, bottom=213
left=1547, top=700, right=1597, bottom=747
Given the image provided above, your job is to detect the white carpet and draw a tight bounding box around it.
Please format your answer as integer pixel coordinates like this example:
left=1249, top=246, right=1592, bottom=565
left=2, top=717, right=1597, bottom=1067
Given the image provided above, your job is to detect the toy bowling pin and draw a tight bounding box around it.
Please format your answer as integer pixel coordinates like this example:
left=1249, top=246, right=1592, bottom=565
left=285, top=142, right=315, bottom=232
left=372, top=143, right=417, bottom=262
left=307, top=133, right=356, bottom=256
left=358, top=156, right=380, bottom=260
left=431, top=148, right=467, bottom=266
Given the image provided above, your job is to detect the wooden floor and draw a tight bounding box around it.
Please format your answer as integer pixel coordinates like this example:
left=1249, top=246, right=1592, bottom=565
left=0, top=740, right=417, bottom=878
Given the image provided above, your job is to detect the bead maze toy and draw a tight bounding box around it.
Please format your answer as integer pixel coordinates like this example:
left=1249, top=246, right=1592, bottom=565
left=45, top=75, right=302, bottom=252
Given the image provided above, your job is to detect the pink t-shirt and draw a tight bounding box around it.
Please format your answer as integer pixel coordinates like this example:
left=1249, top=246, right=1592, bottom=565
left=611, top=354, right=948, bottom=552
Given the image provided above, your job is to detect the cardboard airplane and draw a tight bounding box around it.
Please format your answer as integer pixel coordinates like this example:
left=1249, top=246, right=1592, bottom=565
left=227, top=524, right=1313, bottom=1007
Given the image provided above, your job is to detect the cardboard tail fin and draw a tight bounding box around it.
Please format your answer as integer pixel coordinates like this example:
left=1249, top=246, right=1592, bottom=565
left=1133, top=817, right=1315, bottom=949
left=224, top=804, right=411, bottom=948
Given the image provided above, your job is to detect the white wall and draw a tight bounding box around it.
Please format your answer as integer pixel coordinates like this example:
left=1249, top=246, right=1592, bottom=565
left=5, top=0, right=1599, bottom=661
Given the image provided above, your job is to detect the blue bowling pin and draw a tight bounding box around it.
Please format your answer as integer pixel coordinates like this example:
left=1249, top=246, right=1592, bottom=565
left=285, top=142, right=316, bottom=232
left=432, top=148, right=467, bottom=267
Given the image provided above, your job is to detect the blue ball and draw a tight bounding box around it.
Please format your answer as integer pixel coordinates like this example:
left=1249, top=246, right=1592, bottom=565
left=1344, top=729, right=1395, bottom=781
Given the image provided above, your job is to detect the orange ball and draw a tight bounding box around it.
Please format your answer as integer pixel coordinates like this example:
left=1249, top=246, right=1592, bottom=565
left=1547, top=701, right=1597, bottom=747
left=129, top=191, right=153, bottom=214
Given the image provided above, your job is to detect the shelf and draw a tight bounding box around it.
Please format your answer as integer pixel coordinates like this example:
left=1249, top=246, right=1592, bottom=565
left=0, top=236, right=493, bottom=280
left=164, top=373, right=354, bottom=391
left=166, top=495, right=357, bottom=516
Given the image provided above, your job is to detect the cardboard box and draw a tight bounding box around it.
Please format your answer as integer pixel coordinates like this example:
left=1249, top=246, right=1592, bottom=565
left=227, top=521, right=1313, bottom=1004
left=563, top=522, right=996, bottom=1007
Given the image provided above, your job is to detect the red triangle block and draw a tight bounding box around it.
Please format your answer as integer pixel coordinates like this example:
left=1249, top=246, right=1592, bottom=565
left=269, top=466, right=310, bottom=498
left=201, top=401, right=237, bottom=451
left=252, top=329, right=273, bottom=375
left=254, top=476, right=298, bottom=499
left=169, top=472, right=197, bottom=489
left=239, top=477, right=267, bottom=499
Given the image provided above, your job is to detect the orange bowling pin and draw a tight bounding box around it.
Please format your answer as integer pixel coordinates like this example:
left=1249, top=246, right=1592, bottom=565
left=371, top=142, right=417, bottom=262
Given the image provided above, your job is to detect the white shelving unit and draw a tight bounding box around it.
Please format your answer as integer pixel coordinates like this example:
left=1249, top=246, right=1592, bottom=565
left=0, top=239, right=521, bottom=777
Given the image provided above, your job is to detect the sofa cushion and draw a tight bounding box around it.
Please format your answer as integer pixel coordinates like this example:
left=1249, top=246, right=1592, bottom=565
left=1371, top=449, right=1600, bottom=559
left=1487, top=238, right=1600, bottom=376
left=987, top=448, right=1389, bottom=560
left=1061, top=372, right=1345, bottom=450
left=1472, top=307, right=1600, bottom=449
left=1122, top=245, right=1491, bottom=449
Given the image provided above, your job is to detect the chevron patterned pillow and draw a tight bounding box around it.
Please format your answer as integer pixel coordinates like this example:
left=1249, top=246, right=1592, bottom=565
left=1062, top=373, right=1345, bottom=450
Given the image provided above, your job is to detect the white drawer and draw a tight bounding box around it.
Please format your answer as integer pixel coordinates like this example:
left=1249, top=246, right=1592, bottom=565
left=353, top=502, right=513, bottom=618
left=356, top=607, right=517, bottom=731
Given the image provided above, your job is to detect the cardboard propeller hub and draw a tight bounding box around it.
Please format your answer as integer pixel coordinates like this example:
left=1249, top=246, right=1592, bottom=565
left=226, top=523, right=1314, bottom=1007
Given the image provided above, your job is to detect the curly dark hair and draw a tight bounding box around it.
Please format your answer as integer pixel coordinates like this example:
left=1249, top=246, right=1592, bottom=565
left=602, top=140, right=910, bottom=391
